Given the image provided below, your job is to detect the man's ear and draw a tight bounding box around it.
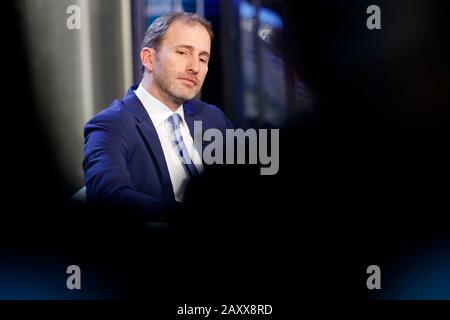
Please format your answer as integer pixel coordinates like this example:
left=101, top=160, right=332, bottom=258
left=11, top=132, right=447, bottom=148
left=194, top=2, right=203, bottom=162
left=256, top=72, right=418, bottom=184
left=140, top=47, right=156, bottom=73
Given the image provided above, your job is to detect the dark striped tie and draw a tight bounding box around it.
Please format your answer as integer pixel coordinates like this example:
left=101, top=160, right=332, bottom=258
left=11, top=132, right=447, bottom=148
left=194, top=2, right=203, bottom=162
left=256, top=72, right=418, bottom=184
left=167, top=113, right=199, bottom=177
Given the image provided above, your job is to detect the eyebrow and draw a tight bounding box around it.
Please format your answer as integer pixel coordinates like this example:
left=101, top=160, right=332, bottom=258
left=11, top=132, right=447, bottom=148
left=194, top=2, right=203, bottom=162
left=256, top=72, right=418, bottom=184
left=175, top=45, right=210, bottom=59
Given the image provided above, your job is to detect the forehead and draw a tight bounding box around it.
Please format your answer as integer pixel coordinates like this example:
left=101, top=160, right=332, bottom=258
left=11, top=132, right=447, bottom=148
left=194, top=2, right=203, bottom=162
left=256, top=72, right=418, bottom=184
left=161, top=20, right=211, bottom=53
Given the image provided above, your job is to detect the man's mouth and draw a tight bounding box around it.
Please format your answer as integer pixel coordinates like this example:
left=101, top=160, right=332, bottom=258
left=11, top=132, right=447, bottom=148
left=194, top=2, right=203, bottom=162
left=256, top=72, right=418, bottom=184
left=178, top=77, right=197, bottom=86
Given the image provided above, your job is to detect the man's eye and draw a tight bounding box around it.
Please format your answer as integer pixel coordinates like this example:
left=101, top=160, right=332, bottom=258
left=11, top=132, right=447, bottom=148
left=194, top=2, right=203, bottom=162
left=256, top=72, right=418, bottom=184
left=177, top=51, right=187, bottom=55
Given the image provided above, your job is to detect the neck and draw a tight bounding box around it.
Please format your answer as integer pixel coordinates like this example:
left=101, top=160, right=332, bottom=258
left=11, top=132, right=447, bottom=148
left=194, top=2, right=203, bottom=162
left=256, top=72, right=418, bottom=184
left=141, top=75, right=181, bottom=112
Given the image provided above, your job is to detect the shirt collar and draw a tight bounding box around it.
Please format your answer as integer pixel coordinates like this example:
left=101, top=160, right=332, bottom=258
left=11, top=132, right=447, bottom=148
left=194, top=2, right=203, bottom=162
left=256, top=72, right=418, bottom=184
left=134, top=83, right=185, bottom=127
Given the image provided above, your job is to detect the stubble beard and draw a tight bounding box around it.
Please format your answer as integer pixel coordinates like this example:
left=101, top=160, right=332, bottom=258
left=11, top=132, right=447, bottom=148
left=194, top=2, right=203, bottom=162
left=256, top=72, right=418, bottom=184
left=153, top=67, right=200, bottom=107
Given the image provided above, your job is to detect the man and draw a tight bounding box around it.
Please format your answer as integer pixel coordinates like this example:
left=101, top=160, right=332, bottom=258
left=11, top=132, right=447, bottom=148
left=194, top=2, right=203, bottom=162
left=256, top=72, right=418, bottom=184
left=83, top=13, right=233, bottom=220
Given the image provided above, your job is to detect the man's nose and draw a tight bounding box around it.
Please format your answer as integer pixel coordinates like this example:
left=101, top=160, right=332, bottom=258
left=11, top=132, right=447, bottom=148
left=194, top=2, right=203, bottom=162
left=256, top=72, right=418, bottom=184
left=187, top=57, right=200, bottom=74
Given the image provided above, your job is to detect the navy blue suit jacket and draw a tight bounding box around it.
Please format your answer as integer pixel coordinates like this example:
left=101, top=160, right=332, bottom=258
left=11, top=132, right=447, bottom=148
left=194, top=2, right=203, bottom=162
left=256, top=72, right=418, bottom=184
left=83, top=85, right=233, bottom=218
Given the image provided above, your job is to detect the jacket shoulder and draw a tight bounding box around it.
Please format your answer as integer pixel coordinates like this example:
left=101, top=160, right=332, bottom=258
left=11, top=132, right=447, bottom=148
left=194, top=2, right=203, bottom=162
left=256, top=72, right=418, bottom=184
left=188, top=99, right=233, bottom=128
left=189, top=99, right=224, bottom=115
left=83, top=99, right=136, bottom=140
left=87, top=99, right=130, bottom=124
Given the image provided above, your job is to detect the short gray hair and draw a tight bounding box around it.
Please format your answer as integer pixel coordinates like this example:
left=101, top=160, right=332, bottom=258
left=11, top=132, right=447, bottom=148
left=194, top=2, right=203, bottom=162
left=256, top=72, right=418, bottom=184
left=141, top=12, right=214, bottom=51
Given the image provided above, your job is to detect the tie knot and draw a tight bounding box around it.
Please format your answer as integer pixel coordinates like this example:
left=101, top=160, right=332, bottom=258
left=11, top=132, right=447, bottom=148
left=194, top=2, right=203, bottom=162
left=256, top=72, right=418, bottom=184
left=168, top=113, right=182, bottom=130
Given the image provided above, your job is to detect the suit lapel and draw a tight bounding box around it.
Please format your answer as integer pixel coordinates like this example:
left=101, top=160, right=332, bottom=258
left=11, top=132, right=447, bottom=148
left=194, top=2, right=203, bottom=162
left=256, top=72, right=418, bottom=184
left=136, top=121, right=174, bottom=196
left=184, top=101, right=204, bottom=153
left=122, top=86, right=174, bottom=198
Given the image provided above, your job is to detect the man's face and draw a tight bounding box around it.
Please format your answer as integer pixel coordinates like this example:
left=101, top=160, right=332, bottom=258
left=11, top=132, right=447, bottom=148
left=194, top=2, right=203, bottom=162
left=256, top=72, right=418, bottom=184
left=151, top=20, right=211, bottom=106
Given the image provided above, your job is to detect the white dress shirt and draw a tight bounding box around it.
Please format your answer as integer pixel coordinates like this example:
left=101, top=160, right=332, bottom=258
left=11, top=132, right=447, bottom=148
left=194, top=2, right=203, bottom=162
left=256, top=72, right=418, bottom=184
left=134, top=83, right=203, bottom=202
